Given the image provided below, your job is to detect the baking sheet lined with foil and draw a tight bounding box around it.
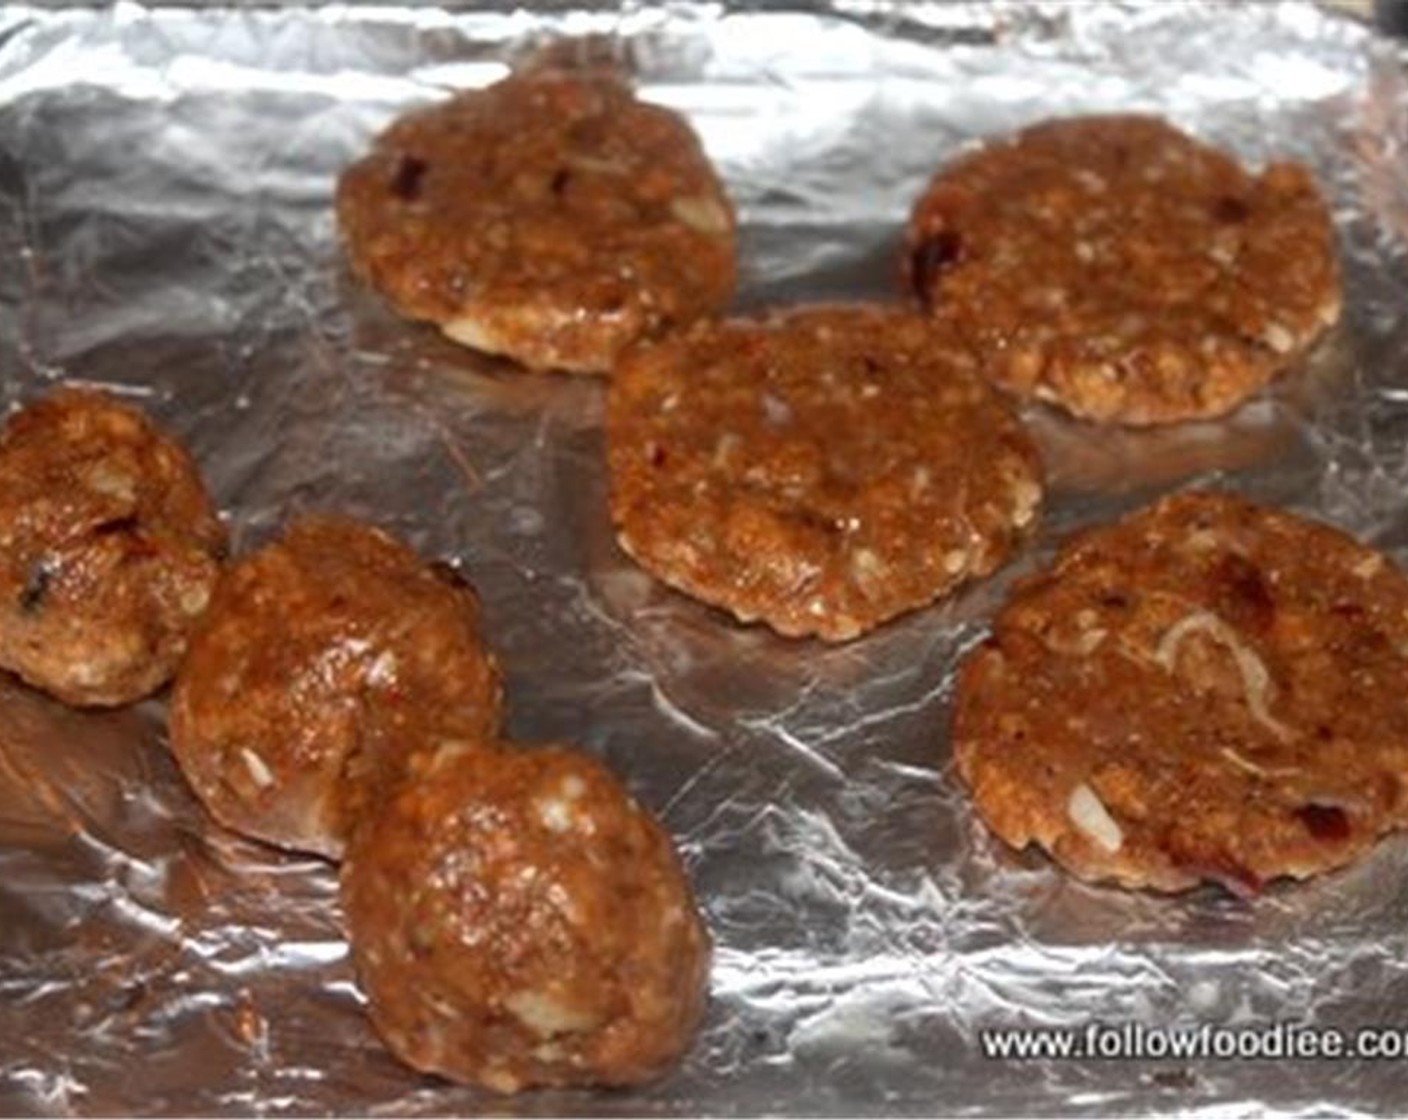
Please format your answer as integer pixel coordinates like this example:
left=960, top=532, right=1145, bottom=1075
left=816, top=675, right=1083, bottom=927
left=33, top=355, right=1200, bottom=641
left=0, top=1, right=1407, bottom=1115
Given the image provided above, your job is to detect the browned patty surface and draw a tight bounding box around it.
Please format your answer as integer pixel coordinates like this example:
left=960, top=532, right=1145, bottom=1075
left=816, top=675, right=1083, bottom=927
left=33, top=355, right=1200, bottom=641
left=953, top=492, right=1408, bottom=895
left=0, top=389, right=225, bottom=707
left=337, top=68, right=736, bottom=374
left=906, top=115, right=1341, bottom=425
left=341, top=742, right=710, bottom=1094
left=607, top=306, right=1044, bottom=641
left=168, top=517, right=502, bottom=859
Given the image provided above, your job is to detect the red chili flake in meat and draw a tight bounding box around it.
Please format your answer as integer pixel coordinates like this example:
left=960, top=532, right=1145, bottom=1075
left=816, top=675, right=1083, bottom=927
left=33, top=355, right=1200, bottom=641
left=1209, top=552, right=1275, bottom=633
left=1211, top=195, right=1251, bottom=223
left=390, top=155, right=428, bottom=201
left=1296, top=803, right=1351, bottom=842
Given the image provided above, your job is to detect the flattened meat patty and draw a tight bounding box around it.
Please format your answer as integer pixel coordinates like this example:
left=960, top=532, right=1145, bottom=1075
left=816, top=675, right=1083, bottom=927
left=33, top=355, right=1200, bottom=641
left=336, top=68, right=736, bottom=374
left=0, top=389, right=225, bottom=707
left=341, top=742, right=710, bottom=1094
left=607, top=306, right=1044, bottom=641
left=906, top=115, right=1341, bottom=425
left=953, top=492, right=1408, bottom=895
left=168, top=517, right=502, bottom=858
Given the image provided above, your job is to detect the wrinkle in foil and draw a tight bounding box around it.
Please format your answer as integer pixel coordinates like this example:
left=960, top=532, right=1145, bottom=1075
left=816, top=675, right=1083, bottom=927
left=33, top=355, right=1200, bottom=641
left=1, top=2, right=1407, bottom=1116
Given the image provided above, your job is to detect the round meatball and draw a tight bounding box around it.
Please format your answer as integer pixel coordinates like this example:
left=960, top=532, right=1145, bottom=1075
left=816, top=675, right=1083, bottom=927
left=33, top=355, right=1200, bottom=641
left=168, top=517, right=503, bottom=858
left=341, top=743, right=710, bottom=1093
left=0, top=388, right=225, bottom=707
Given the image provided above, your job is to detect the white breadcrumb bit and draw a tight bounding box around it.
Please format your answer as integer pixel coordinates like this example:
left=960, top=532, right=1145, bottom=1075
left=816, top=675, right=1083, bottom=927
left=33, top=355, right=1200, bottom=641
left=1011, top=479, right=1041, bottom=527
left=1208, top=241, right=1236, bottom=267
left=441, top=314, right=506, bottom=355
left=712, top=432, right=741, bottom=468
left=86, top=464, right=136, bottom=501
left=851, top=547, right=886, bottom=589
left=1183, top=529, right=1224, bottom=552
left=760, top=392, right=793, bottom=426
left=180, top=584, right=211, bottom=616
left=536, top=797, right=573, bottom=834
left=70, top=660, right=104, bottom=686
left=1354, top=555, right=1384, bottom=579
left=240, top=747, right=275, bottom=791
left=669, top=194, right=730, bottom=235
left=1261, top=322, right=1296, bottom=355
left=477, top=1066, right=522, bottom=1095
left=545, top=881, right=581, bottom=924
left=1072, top=628, right=1107, bottom=655
left=566, top=154, right=628, bottom=176
left=431, top=737, right=477, bottom=763
left=1068, top=783, right=1123, bottom=853
left=505, top=991, right=601, bottom=1037
left=365, top=651, right=397, bottom=687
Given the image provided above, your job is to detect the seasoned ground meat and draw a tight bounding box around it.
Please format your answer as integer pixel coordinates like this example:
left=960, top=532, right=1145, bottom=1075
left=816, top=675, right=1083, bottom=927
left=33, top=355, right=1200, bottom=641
left=0, top=388, right=224, bottom=706
left=341, top=742, right=710, bottom=1093
left=906, top=115, right=1341, bottom=425
left=607, top=305, right=1043, bottom=640
left=953, top=492, right=1408, bottom=894
left=336, top=67, right=736, bottom=374
left=168, top=517, right=502, bottom=858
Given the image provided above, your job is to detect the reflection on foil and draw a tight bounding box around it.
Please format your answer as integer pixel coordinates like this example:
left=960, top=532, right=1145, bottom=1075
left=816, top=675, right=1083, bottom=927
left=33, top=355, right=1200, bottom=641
left=2, top=2, right=1408, bottom=1115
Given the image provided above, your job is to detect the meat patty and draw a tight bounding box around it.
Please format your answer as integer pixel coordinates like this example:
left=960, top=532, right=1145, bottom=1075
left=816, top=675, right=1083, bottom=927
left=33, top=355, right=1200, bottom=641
left=607, top=305, right=1043, bottom=640
left=336, top=66, right=736, bottom=374
left=341, top=742, right=710, bottom=1093
left=953, top=492, right=1408, bottom=895
left=906, top=115, right=1341, bottom=425
left=0, top=388, right=225, bottom=706
left=168, top=517, right=502, bottom=858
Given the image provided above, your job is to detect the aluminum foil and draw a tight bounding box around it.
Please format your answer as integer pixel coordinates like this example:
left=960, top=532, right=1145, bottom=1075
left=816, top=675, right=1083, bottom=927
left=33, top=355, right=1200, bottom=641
left=1, top=1, right=1406, bottom=1115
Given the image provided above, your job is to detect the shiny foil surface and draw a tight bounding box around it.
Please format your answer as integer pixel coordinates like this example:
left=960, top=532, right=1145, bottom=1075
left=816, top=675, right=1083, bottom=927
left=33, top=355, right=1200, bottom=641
left=0, top=2, right=1406, bottom=1115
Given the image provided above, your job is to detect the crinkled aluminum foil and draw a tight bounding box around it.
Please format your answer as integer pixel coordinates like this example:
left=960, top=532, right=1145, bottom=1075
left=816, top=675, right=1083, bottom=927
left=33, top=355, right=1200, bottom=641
left=1, top=1, right=1406, bottom=1115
